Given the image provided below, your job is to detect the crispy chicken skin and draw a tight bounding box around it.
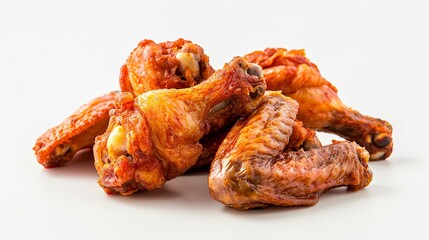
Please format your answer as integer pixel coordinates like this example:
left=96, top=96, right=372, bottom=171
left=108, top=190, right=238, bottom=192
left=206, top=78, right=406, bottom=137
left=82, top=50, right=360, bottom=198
left=245, top=48, right=393, bottom=160
left=34, top=91, right=118, bottom=168
left=208, top=91, right=372, bottom=210
left=191, top=120, right=321, bottom=170
left=120, top=38, right=215, bottom=97
left=34, top=39, right=215, bottom=168
left=94, top=57, right=266, bottom=195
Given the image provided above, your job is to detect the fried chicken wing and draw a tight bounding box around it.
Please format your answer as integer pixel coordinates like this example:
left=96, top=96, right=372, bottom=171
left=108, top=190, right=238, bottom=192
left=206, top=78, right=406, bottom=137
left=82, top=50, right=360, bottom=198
left=120, top=38, right=215, bottom=97
left=208, top=91, right=372, bottom=210
left=245, top=48, right=393, bottom=160
left=33, top=91, right=118, bottom=168
left=94, top=57, right=266, bottom=195
left=34, top=39, right=216, bottom=168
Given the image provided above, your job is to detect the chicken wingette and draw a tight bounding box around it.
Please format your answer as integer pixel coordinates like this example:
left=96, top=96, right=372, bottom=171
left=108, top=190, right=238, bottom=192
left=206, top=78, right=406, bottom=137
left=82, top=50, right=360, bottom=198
left=209, top=91, right=372, bottom=210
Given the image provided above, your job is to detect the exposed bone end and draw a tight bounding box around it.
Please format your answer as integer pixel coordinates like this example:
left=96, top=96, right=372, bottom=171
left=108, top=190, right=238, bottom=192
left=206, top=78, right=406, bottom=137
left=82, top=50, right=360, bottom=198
left=250, top=85, right=265, bottom=99
left=373, top=133, right=391, bottom=148
left=363, top=131, right=393, bottom=160
left=247, top=63, right=263, bottom=78
left=235, top=60, right=263, bottom=79
left=176, top=51, right=201, bottom=79
left=54, top=144, right=70, bottom=157
left=36, top=144, right=73, bottom=168
left=107, top=125, right=128, bottom=158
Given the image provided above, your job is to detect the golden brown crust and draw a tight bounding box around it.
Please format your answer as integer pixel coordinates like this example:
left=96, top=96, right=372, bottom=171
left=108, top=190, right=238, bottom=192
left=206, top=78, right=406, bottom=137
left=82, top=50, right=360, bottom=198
left=245, top=48, right=393, bottom=160
left=34, top=91, right=118, bottom=168
left=208, top=91, right=372, bottom=210
left=35, top=39, right=215, bottom=169
left=290, top=86, right=393, bottom=160
left=94, top=57, right=266, bottom=195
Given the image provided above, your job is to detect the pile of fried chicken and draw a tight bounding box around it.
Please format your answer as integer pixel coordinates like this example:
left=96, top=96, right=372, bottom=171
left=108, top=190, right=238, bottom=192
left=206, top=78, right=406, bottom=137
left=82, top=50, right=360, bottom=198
left=34, top=39, right=393, bottom=210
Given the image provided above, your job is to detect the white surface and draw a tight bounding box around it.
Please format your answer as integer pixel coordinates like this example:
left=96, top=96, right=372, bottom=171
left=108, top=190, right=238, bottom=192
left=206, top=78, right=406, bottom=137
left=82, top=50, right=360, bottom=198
left=1, top=0, right=428, bottom=239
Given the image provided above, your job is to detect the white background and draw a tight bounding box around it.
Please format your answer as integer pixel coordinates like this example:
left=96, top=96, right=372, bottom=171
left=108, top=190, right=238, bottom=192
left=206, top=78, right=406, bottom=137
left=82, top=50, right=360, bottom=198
left=1, top=0, right=428, bottom=239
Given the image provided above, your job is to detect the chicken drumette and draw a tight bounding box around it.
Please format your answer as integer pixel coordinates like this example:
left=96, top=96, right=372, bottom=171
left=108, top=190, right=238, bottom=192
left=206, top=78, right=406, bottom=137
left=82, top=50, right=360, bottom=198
left=94, top=57, right=266, bottom=195
left=209, top=91, right=372, bottom=210
left=245, top=48, right=393, bottom=160
left=34, top=39, right=214, bottom=168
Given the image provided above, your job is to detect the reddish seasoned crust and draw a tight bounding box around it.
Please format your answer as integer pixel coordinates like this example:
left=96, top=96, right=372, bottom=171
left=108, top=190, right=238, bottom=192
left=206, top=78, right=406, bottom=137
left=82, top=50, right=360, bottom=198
left=33, top=91, right=118, bottom=168
left=208, top=91, right=372, bottom=210
left=190, top=120, right=321, bottom=170
left=35, top=39, right=215, bottom=169
left=120, top=38, right=215, bottom=97
left=245, top=48, right=393, bottom=160
left=94, top=94, right=165, bottom=194
left=245, top=48, right=337, bottom=94
left=290, top=86, right=393, bottom=160
left=94, top=57, right=266, bottom=195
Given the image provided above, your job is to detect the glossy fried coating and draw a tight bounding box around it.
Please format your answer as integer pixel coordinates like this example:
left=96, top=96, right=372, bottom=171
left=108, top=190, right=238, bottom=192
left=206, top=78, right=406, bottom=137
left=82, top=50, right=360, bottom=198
left=119, top=38, right=236, bottom=166
left=34, top=39, right=215, bottom=168
left=245, top=48, right=393, bottom=160
left=120, top=38, right=215, bottom=97
left=208, top=91, right=373, bottom=210
left=191, top=120, right=321, bottom=170
left=34, top=91, right=118, bottom=168
left=94, top=57, right=266, bottom=195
